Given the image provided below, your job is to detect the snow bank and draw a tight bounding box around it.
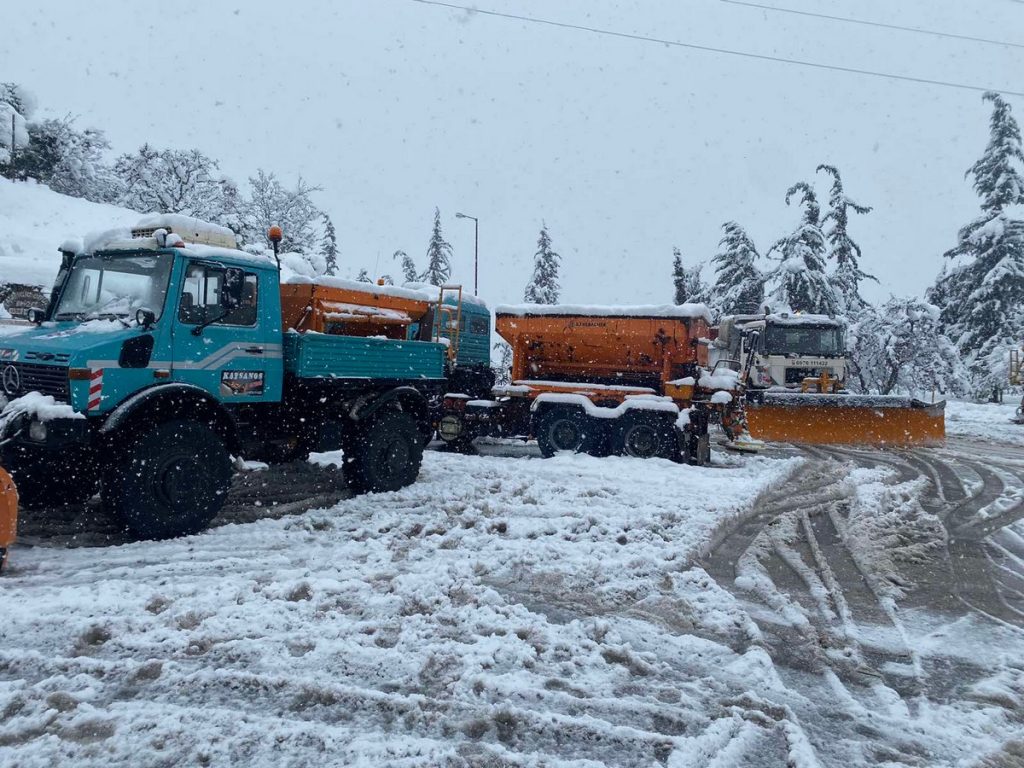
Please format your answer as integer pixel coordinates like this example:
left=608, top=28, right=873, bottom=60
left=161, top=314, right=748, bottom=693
left=496, top=302, right=713, bottom=322
left=945, top=399, right=1024, bottom=447
left=0, top=178, right=140, bottom=287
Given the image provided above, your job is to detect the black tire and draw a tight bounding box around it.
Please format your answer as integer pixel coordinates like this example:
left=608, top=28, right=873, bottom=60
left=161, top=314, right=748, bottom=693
left=3, top=449, right=99, bottom=509
left=534, top=406, right=603, bottom=458
left=104, top=420, right=232, bottom=539
left=345, top=411, right=423, bottom=493
left=612, top=412, right=678, bottom=460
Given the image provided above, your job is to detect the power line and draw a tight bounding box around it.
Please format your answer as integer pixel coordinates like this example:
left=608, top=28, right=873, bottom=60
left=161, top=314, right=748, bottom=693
left=720, top=0, right=1024, bottom=50
left=411, top=0, right=1024, bottom=98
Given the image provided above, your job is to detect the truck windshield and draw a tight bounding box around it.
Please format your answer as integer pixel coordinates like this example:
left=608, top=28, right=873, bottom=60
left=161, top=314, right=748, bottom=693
left=764, top=325, right=844, bottom=356
left=53, top=254, right=173, bottom=322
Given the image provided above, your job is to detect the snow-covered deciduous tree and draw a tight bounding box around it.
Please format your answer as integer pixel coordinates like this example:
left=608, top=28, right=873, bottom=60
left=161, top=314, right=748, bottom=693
left=817, top=164, right=876, bottom=312
left=395, top=250, right=418, bottom=283
left=928, top=92, right=1024, bottom=392
left=238, top=169, right=324, bottom=256
left=524, top=223, right=561, bottom=304
left=0, top=83, right=34, bottom=173
left=18, top=117, right=119, bottom=202
left=114, top=145, right=239, bottom=227
left=708, top=223, right=763, bottom=316
left=671, top=247, right=708, bottom=306
left=319, top=213, right=339, bottom=276
left=422, top=208, right=453, bottom=286
left=766, top=182, right=839, bottom=316
left=847, top=297, right=968, bottom=397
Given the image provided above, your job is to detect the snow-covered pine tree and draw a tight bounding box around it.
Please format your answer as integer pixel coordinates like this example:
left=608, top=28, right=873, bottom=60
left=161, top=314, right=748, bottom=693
left=319, top=213, right=339, bottom=275
left=708, top=223, right=763, bottom=316
left=928, top=91, right=1024, bottom=391
left=394, top=250, right=418, bottom=283
left=817, top=164, right=876, bottom=312
left=422, top=208, right=453, bottom=286
left=524, top=222, right=561, bottom=304
left=492, top=340, right=513, bottom=386
left=671, top=247, right=708, bottom=305
left=0, top=83, right=34, bottom=175
left=847, top=297, right=967, bottom=397
left=356, top=268, right=371, bottom=283
left=766, top=182, right=839, bottom=316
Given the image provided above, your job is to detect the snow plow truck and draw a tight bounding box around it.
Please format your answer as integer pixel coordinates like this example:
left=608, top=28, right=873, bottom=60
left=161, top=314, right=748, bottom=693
left=712, top=312, right=945, bottom=445
left=0, top=216, right=475, bottom=553
left=437, top=303, right=750, bottom=463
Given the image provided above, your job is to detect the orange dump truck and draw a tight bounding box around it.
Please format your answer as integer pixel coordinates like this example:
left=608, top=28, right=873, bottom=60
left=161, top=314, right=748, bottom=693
left=438, top=303, right=746, bottom=464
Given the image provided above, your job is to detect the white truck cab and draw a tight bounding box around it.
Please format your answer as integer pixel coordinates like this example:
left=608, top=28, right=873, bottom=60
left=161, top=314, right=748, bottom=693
left=713, top=313, right=846, bottom=390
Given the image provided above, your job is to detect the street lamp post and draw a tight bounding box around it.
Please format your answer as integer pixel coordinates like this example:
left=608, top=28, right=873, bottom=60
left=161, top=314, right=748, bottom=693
left=455, top=212, right=479, bottom=296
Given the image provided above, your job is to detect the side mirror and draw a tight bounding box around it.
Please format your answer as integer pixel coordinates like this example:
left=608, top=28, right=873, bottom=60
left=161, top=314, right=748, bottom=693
left=26, top=307, right=45, bottom=325
left=136, top=307, right=156, bottom=329
left=221, top=267, right=244, bottom=310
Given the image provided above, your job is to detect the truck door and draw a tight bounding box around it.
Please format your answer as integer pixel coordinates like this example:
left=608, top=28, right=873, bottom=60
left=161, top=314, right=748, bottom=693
left=171, top=261, right=282, bottom=402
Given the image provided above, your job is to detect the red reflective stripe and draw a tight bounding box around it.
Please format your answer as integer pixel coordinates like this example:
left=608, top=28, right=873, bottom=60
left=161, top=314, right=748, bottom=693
left=88, top=369, right=103, bottom=410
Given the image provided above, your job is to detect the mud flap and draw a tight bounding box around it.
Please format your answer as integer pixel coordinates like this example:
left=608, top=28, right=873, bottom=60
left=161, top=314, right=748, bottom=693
left=0, top=467, right=18, bottom=573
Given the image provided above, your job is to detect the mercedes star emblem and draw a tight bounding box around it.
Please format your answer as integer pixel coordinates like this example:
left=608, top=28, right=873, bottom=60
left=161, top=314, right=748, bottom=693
left=1, top=365, right=20, bottom=396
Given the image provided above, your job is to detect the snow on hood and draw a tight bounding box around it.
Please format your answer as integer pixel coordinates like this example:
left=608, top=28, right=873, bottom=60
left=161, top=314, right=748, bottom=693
left=496, top=303, right=712, bottom=322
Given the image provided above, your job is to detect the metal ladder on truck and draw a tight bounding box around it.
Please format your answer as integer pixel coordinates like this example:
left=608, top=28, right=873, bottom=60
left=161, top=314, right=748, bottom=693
left=433, top=285, right=464, bottom=364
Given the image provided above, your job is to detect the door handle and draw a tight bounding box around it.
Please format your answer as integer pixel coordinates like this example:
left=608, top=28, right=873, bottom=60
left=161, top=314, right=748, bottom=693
left=244, top=346, right=264, bottom=354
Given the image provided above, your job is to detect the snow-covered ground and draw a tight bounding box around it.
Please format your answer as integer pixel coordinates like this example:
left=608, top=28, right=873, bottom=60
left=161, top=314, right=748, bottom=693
left=0, top=177, right=138, bottom=289
left=945, top=398, right=1024, bottom=447
left=1, top=450, right=806, bottom=767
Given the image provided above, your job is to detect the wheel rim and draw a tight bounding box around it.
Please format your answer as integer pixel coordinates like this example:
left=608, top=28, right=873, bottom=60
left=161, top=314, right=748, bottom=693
left=550, top=418, right=582, bottom=451
left=624, top=424, right=660, bottom=458
left=154, top=452, right=208, bottom=510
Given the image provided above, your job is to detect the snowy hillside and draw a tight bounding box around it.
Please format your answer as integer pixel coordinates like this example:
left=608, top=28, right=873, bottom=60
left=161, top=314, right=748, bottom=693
left=0, top=178, right=140, bottom=288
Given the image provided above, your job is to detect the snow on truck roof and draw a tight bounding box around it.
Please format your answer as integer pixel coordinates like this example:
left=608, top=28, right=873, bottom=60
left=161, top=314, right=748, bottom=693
left=495, top=303, right=713, bottom=322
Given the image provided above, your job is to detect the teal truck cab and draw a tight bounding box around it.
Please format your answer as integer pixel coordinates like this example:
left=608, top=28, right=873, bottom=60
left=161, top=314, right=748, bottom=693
left=0, top=218, right=448, bottom=538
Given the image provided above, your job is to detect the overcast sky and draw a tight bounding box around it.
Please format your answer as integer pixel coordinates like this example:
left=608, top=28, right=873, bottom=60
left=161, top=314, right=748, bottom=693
left=4, top=0, right=1023, bottom=307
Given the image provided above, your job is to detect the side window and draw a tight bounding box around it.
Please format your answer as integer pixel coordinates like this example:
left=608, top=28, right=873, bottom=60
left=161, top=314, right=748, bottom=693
left=469, top=315, right=489, bottom=335
left=178, top=264, right=258, bottom=327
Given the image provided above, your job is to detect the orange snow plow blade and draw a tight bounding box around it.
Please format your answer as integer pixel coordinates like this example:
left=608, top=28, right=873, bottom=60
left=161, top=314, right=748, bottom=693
left=0, top=467, right=17, bottom=573
left=746, top=393, right=945, bottom=446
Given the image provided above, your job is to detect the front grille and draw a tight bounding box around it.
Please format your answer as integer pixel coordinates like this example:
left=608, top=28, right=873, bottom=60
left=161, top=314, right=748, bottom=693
left=2, top=362, right=70, bottom=402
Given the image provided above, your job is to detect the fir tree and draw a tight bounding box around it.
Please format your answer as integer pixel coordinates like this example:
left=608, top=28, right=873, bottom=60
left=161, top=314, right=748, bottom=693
left=708, top=222, right=763, bottom=315
left=319, top=213, right=339, bottom=275
left=928, top=92, right=1024, bottom=390
left=524, top=223, right=561, bottom=304
left=766, top=182, right=839, bottom=316
left=0, top=83, right=34, bottom=174
left=422, top=208, right=453, bottom=286
left=394, top=250, right=418, bottom=283
left=816, top=164, right=876, bottom=312
left=671, top=247, right=708, bottom=305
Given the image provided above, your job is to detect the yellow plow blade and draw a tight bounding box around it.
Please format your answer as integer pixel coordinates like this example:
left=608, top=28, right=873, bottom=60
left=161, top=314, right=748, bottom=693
left=0, top=467, right=17, bottom=573
left=746, top=394, right=945, bottom=447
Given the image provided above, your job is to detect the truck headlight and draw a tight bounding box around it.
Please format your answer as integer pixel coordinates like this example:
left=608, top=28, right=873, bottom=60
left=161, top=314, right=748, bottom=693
left=438, top=415, right=463, bottom=441
left=28, top=420, right=48, bottom=442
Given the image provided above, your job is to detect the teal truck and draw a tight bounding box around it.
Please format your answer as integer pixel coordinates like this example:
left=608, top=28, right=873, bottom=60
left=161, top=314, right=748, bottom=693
left=0, top=221, right=452, bottom=539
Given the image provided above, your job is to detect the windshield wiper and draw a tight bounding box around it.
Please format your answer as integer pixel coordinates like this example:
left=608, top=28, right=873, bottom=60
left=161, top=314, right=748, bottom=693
left=191, top=310, right=230, bottom=336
